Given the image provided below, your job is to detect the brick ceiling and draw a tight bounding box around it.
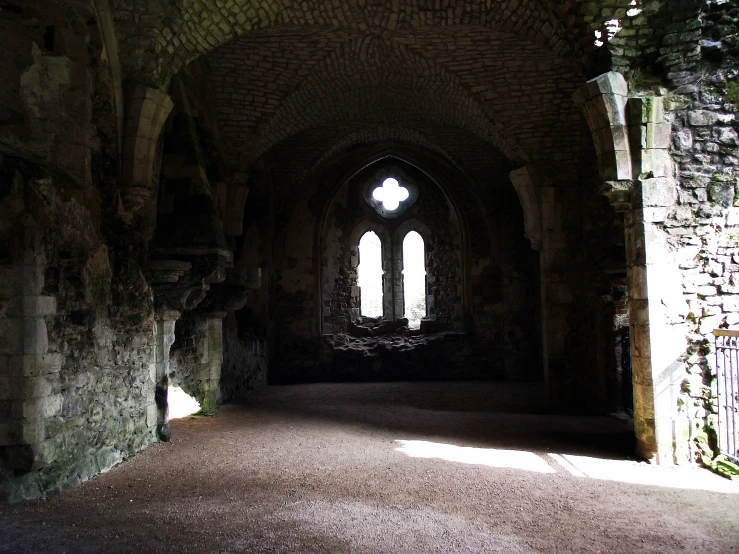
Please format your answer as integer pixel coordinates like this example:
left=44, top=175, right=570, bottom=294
left=110, top=1, right=630, bottom=181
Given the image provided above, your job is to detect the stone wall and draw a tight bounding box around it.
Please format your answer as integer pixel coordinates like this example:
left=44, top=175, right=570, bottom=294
left=263, top=140, right=540, bottom=383
left=0, top=2, right=159, bottom=500
left=659, top=0, right=739, bottom=462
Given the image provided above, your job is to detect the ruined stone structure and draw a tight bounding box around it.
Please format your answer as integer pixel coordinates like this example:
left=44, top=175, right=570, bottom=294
left=1, top=0, right=738, bottom=500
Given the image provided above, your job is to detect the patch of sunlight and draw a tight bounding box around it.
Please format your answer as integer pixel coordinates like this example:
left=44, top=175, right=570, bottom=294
left=627, top=0, right=643, bottom=17
left=395, top=440, right=556, bottom=474
left=168, top=385, right=201, bottom=419
left=594, top=18, right=623, bottom=47
left=550, top=453, right=739, bottom=494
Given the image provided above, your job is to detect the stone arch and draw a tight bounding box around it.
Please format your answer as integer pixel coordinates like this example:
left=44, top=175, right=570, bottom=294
left=303, top=127, right=463, bottom=182
left=112, top=1, right=579, bottom=87
left=318, top=152, right=468, bottom=334
left=572, top=72, right=632, bottom=184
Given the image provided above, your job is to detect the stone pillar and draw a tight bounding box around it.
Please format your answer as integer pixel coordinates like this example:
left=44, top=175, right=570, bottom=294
left=575, top=73, right=688, bottom=463
left=120, top=84, right=174, bottom=221
left=509, top=167, right=575, bottom=403
left=509, top=167, right=543, bottom=252
left=626, top=98, right=688, bottom=463
left=153, top=311, right=179, bottom=442
left=224, top=172, right=250, bottom=237
left=0, top=228, right=62, bottom=471
left=196, top=313, right=226, bottom=413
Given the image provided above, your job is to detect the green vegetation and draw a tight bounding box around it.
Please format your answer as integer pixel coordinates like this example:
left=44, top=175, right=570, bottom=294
left=702, top=454, right=739, bottom=480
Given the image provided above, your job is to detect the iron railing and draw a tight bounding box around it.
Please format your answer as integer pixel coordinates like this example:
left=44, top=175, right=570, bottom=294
left=713, top=330, right=739, bottom=459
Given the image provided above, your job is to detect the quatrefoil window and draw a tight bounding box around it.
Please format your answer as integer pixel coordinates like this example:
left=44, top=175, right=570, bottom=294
left=372, top=178, right=409, bottom=212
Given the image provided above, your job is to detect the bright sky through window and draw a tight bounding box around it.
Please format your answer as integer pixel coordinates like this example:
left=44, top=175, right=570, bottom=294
left=358, top=231, right=383, bottom=318
left=403, top=231, right=426, bottom=328
left=372, top=178, right=409, bottom=212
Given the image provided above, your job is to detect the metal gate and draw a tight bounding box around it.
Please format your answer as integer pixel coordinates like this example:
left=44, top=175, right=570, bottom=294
left=713, top=330, right=739, bottom=458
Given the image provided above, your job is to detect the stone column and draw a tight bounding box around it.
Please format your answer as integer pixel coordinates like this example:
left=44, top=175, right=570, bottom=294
left=509, top=167, right=575, bottom=403
left=575, top=73, right=688, bottom=463
left=196, top=313, right=226, bottom=413
left=152, top=310, right=180, bottom=442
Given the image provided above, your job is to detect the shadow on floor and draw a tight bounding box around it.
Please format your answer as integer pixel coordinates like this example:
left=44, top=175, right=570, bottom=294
left=230, top=381, right=636, bottom=461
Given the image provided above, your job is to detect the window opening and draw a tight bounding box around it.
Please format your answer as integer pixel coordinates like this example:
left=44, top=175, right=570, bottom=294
left=372, top=178, right=409, bottom=212
left=403, top=231, right=427, bottom=329
left=358, top=231, right=384, bottom=318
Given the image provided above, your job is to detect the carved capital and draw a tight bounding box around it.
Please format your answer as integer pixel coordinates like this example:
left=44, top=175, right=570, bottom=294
left=600, top=180, right=634, bottom=212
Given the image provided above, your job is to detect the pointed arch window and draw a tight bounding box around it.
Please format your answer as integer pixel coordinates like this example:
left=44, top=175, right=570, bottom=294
left=402, top=231, right=427, bottom=329
left=357, top=231, right=384, bottom=318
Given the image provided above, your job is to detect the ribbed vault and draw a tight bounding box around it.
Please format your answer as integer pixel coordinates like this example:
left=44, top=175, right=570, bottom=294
left=111, top=0, right=588, bottom=86
left=206, top=26, right=588, bottom=174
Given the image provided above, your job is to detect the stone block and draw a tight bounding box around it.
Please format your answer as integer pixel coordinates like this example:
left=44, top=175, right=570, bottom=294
left=632, top=382, right=656, bottom=420
left=0, top=317, right=23, bottom=354
left=35, top=438, right=58, bottom=466
left=22, top=420, right=45, bottom=444
left=640, top=178, right=677, bottom=208
left=646, top=122, right=672, bottom=149
left=23, top=317, right=49, bottom=355
left=0, top=266, right=22, bottom=300
left=0, top=374, right=22, bottom=399
left=0, top=422, right=21, bottom=445
left=640, top=149, right=672, bottom=179
left=723, top=296, right=739, bottom=312
left=23, top=394, right=63, bottom=420
left=602, top=93, right=628, bottom=127
left=587, top=71, right=628, bottom=97
left=543, top=231, right=566, bottom=250
left=21, top=268, right=44, bottom=296
left=688, top=110, right=717, bottom=126
left=633, top=207, right=668, bottom=223
left=22, top=376, right=54, bottom=399
left=20, top=353, right=64, bottom=376
left=629, top=265, right=648, bottom=300
left=592, top=126, right=617, bottom=154
left=22, top=296, right=56, bottom=316
left=146, top=403, right=158, bottom=428
left=631, top=324, right=652, bottom=359
left=708, top=180, right=735, bottom=208
left=598, top=149, right=632, bottom=181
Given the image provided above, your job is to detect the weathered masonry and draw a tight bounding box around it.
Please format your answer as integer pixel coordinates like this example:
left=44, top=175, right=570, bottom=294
left=1, top=0, right=738, bottom=499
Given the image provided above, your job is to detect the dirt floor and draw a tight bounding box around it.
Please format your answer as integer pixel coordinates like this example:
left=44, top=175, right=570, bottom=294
left=1, top=382, right=738, bottom=553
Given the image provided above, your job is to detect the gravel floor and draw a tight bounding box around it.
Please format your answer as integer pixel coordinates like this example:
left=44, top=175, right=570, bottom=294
left=1, top=381, right=738, bottom=553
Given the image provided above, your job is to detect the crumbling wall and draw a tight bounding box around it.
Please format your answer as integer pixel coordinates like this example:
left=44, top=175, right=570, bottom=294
left=655, top=1, right=739, bottom=461
left=0, top=2, right=159, bottom=500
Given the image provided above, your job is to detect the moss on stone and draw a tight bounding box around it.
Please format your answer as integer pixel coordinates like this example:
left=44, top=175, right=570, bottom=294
left=727, top=80, right=739, bottom=104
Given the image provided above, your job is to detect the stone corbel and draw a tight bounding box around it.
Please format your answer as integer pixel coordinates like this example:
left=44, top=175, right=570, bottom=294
left=508, top=166, right=543, bottom=251
left=599, top=180, right=634, bottom=212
